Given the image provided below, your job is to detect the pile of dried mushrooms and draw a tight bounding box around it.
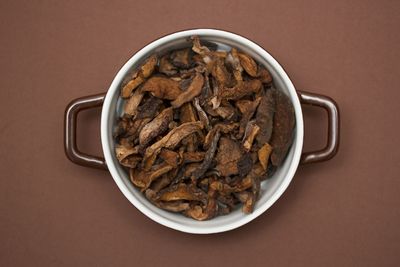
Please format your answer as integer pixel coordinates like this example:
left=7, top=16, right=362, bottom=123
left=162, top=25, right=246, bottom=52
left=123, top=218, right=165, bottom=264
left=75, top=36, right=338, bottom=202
left=115, top=36, right=295, bottom=220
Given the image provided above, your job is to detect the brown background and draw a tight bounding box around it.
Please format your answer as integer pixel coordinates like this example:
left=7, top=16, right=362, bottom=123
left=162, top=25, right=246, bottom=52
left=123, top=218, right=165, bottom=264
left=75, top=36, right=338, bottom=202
left=1, top=0, right=399, bottom=266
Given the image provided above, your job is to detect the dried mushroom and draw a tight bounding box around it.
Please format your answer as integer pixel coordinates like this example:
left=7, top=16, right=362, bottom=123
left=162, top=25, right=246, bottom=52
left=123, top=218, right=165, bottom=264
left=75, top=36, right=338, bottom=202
left=270, top=89, right=295, bottom=166
left=171, top=73, right=204, bottom=108
left=124, top=88, right=144, bottom=117
left=256, top=88, right=276, bottom=144
left=122, top=55, right=157, bottom=98
left=142, top=77, right=182, bottom=100
left=139, top=107, right=173, bottom=147
left=215, top=137, right=242, bottom=177
left=114, top=36, right=295, bottom=220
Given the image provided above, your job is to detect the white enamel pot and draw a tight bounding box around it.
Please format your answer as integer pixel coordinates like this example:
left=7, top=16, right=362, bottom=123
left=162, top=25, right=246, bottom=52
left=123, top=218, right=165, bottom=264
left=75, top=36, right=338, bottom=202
left=64, top=29, right=340, bottom=234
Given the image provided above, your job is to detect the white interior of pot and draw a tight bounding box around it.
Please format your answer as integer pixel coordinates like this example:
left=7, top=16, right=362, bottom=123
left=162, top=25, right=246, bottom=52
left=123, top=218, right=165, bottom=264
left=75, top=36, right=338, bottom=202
left=101, top=29, right=303, bottom=234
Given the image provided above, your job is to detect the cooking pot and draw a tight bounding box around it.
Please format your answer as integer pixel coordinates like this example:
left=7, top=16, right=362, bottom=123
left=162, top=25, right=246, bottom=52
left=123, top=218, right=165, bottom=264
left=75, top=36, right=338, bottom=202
left=64, top=29, right=340, bottom=234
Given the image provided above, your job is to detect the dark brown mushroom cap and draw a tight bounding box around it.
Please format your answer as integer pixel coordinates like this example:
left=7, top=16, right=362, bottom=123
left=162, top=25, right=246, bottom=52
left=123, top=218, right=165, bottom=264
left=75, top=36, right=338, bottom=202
left=270, top=90, right=295, bottom=166
left=255, top=89, right=276, bottom=144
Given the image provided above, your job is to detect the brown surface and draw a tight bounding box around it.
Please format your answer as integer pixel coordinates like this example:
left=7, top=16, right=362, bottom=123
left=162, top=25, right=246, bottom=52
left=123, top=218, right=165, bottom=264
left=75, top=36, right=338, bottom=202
left=1, top=0, right=399, bottom=266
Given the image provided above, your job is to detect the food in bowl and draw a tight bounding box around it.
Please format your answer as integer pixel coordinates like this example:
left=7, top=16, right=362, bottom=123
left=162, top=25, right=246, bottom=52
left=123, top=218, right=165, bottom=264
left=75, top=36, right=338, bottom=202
left=114, top=36, right=295, bottom=220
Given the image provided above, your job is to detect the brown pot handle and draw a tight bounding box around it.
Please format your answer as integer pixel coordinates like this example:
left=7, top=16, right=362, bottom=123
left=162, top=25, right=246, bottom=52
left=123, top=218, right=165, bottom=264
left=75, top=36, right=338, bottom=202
left=297, top=90, right=340, bottom=164
left=64, top=93, right=107, bottom=170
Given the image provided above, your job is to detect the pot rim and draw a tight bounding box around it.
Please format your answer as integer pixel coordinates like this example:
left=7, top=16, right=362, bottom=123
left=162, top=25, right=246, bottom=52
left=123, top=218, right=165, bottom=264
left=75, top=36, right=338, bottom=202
left=100, top=29, right=304, bottom=234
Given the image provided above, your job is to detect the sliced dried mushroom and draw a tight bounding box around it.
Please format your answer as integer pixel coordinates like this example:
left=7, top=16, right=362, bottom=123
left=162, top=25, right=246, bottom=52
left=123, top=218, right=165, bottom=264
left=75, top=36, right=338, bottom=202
left=171, top=48, right=192, bottom=68
left=159, top=183, right=200, bottom=202
left=150, top=169, right=179, bottom=192
left=139, top=107, right=173, bottom=147
left=171, top=73, right=204, bottom=108
left=130, top=162, right=173, bottom=190
left=115, top=36, right=295, bottom=220
left=182, top=151, right=205, bottom=163
left=256, top=89, right=276, bottom=144
left=243, top=121, right=260, bottom=152
left=226, top=48, right=243, bottom=82
left=270, top=90, right=295, bottom=166
left=238, top=52, right=258, bottom=77
left=193, top=98, right=210, bottom=130
left=191, top=129, right=220, bottom=180
left=219, top=79, right=262, bottom=100
left=180, top=102, right=198, bottom=123
left=135, top=96, right=163, bottom=120
left=212, top=57, right=233, bottom=87
left=143, top=121, right=204, bottom=169
left=124, top=88, right=144, bottom=117
left=258, top=143, right=273, bottom=171
left=236, top=97, right=261, bottom=138
left=115, top=145, right=139, bottom=162
left=141, top=55, right=158, bottom=78
left=119, top=155, right=142, bottom=168
left=121, top=55, right=157, bottom=98
left=159, top=54, right=177, bottom=76
left=257, top=67, right=272, bottom=84
left=121, top=71, right=145, bottom=98
left=237, top=153, right=253, bottom=177
left=213, top=101, right=236, bottom=120
left=204, top=123, right=239, bottom=149
left=185, top=188, right=218, bottom=221
left=235, top=191, right=255, bottom=214
left=142, top=76, right=182, bottom=100
left=159, top=148, right=181, bottom=168
left=157, top=201, right=190, bottom=212
left=145, top=189, right=190, bottom=212
left=215, top=137, right=242, bottom=177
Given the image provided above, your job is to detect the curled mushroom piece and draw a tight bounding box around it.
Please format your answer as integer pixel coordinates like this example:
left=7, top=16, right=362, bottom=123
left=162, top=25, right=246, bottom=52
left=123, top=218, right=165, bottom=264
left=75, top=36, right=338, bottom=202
left=226, top=48, right=243, bottom=82
left=212, top=57, right=233, bottom=87
left=257, top=67, right=272, bottom=84
left=242, top=121, right=260, bottom=152
left=236, top=97, right=261, bottom=138
left=159, top=183, right=207, bottom=203
left=171, top=48, right=192, bottom=69
left=142, top=76, right=182, bottom=100
left=130, top=162, right=173, bottom=191
left=235, top=191, right=256, bottom=214
left=139, top=107, right=173, bottom=147
left=124, top=88, right=144, bottom=117
left=122, top=55, right=157, bottom=98
left=191, top=129, right=220, bottom=180
left=238, top=52, right=258, bottom=77
left=193, top=98, right=210, bottom=130
left=258, top=143, right=273, bottom=171
left=114, top=36, right=295, bottom=220
left=185, top=186, right=218, bottom=221
left=115, top=145, right=139, bottom=162
left=159, top=54, right=177, bottom=76
left=171, top=73, right=204, bottom=108
left=219, top=79, right=262, bottom=100
left=204, top=123, right=239, bottom=149
left=145, top=189, right=190, bottom=212
left=143, top=121, right=204, bottom=169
